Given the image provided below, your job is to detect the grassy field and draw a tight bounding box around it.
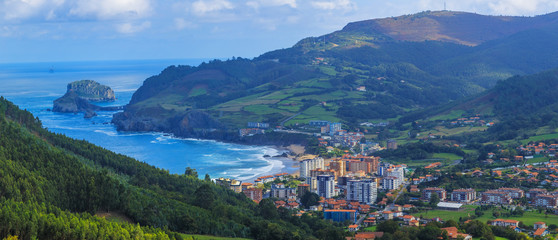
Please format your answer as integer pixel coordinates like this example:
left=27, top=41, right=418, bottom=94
left=432, top=153, right=462, bottom=161
left=526, top=156, right=549, bottom=164
left=475, top=210, right=558, bottom=226
left=520, top=133, right=558, bottom=144
left=387, top=152, right=460, bottom=168
left=413, top=205, right=477, bottom=221
left=363, top=226, right=377, bottom=232
left=428, top=110, right=466, bottom=121
left=416, top=206, right=558, bottom=227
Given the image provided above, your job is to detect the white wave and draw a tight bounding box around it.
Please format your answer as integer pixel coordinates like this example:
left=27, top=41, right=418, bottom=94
left=94, top=129, right=118, bottom=136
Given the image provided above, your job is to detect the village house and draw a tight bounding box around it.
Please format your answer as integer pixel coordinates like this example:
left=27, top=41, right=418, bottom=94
left=441, top=227, right=473, bottom=240
left=490, top=219, right=520, bottom=227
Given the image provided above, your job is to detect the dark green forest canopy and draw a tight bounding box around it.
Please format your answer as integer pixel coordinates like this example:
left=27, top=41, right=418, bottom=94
left=0, top=97, right=345, bottom=240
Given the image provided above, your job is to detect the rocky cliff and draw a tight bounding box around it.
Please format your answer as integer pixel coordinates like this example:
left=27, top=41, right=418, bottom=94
left=67, top=80, right=115, bottom=101
left=53, top=80, right=122, bottom=118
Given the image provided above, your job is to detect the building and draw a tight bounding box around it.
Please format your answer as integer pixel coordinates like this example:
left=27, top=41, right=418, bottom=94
left=328, top=122, right=342, bottom=135
left=535, top=194, right=558, bottom=208
left=527, top=188, right=548, bottom=200
left=329, top=160, right=346, bottom=178
left=243, top=188, right=263, bottom=203
left=300, top=157, right=325, bottom=178
left=534, top=222, right=547, bottom=230
left=437, top=202, right=462, bottom=211
left=498, top=188, right=524, bottom=199
left=382, top=176, right=399, bottom=190
left=239, top=128, right=265, bottom=137
left=347, top=179, right=377, bottom=204
left=481, top=190, right=512, bottom=205
left=534, top=228, right=549, bottom=237
left=490, top=219, right=519, bottom=227
left=215, top=178, right=242, bottom=193
left=317, top=175, right=335, bottom=198
left=441, top=227, right=472, bottom=240
left=323, top=209, right=357, bottom=223
left=387, top=139, right=398, bottom=150
left=271, top=184, right=296, bottom=199
left=451, top=188, right=476, bottom=203
left=422, top=187, right=447, bottom=201
left=247, top=122, right=269, bottom=128
left=309, top=120, right=329, bottom=127
left=297, top=183, right=310, bottom=198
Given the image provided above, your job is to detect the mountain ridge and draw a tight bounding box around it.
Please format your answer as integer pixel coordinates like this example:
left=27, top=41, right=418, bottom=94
left=112, top=10, right=558, bottom=141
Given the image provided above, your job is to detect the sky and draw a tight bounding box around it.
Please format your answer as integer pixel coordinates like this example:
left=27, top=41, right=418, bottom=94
left=2, top=0, right=558, bottom=63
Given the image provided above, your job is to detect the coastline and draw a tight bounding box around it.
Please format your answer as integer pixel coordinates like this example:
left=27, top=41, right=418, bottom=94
left=149, top=133, right=304, bottom=183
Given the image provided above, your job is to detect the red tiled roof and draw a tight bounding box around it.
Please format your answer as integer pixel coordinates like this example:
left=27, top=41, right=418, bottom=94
left=534, top=228, right=546, bottom=236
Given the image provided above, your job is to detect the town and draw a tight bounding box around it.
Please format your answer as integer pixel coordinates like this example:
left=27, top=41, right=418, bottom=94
left=226, top=120, right=558, bottom=239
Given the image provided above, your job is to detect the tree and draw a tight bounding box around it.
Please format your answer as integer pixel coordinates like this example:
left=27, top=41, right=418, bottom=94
left=443, top=219, right=458, bottom=228
left=465, top=220, right=492, bottom=238
left=204, top=173, right=211, bottom=182
left=377, top=220, right=399, bottom=234
left=492, top=211, right=500, bottom=218
left=185, top=167, right=198, bottom=178
left=258, top=198, right=278, bottom=220
left=300, top=192, right=320, bottom=209
left=418, top=225, right=442, bottom=240
left=193, top=184, right=215, bottom=209
left=429, top=193, right=440, bottom=207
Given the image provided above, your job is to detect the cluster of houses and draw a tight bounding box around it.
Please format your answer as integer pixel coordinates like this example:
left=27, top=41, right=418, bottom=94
left=239, top=122, right=269, bottom=137
left=517, top=142, right=558, bottom=156
left=489, top=160, right=558, bottom=188
left=449, top=115, right=493, bottom=127
left=417, top=185, right=558, bottom=209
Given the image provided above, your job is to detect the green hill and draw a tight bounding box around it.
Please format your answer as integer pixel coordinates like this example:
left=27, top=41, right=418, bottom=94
left=112, top=11, right=558, bottom=141
left=403, top=67, right=558, bottom=142
left=0, top=97, right=344, bottom=239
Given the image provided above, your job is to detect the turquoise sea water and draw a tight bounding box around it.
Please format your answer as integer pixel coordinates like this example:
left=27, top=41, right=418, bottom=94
left=0, top=59, right=296, bottom=181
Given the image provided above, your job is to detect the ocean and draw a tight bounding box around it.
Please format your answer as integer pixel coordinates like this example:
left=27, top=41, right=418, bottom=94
left=0, top=59, right=297, bottom=181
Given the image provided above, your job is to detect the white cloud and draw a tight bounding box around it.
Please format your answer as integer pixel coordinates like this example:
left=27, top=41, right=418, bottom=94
left=0, top=0, right=63, bottom=20
left=311, top=0, right=355, bottom=10
left=246, top=0, right=297, bottom=9
left=116, top=21, right=151, bottom=34
left=191, top=0, right=234, bottom=15
left=70, top=0, right=152, bottom=20
left=487, top=0, right=540, bottom=15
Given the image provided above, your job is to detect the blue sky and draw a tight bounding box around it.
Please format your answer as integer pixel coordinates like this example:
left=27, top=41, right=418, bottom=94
left=2, top=0, right=558, bottom=63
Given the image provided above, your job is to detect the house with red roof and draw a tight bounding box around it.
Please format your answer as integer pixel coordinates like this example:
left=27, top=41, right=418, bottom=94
left=441, top=227, right=472, bottom=240
left=533, top=228, right=548, bottom=237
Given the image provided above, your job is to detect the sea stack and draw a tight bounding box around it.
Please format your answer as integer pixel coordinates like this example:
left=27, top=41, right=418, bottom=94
left=53, top=80, right=116, bottom=117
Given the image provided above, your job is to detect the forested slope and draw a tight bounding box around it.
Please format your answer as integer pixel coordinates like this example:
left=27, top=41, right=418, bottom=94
left=0, top=97, right=344, bottom=240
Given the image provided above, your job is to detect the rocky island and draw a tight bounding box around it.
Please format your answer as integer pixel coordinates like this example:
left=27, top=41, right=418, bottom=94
left=53, top=80, right=122, bottom=118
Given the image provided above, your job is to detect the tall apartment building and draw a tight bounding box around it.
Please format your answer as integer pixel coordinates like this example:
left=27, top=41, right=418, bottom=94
left=382, top=176, right=399, bottom=190
left=450, top=188, right=476, bottom=202
left=329, top=160, right=346, bottom=178
left=347, top=179, right=377, bottom=204
left=300, top=157, right=325, bottom=178
left=317, top=175, right=335, bottom=199
left=481, top=190, right=512, bottom=204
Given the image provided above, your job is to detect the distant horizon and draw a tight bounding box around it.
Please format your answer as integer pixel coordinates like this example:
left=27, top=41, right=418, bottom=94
left=2, top=0, right=558, bottom=63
